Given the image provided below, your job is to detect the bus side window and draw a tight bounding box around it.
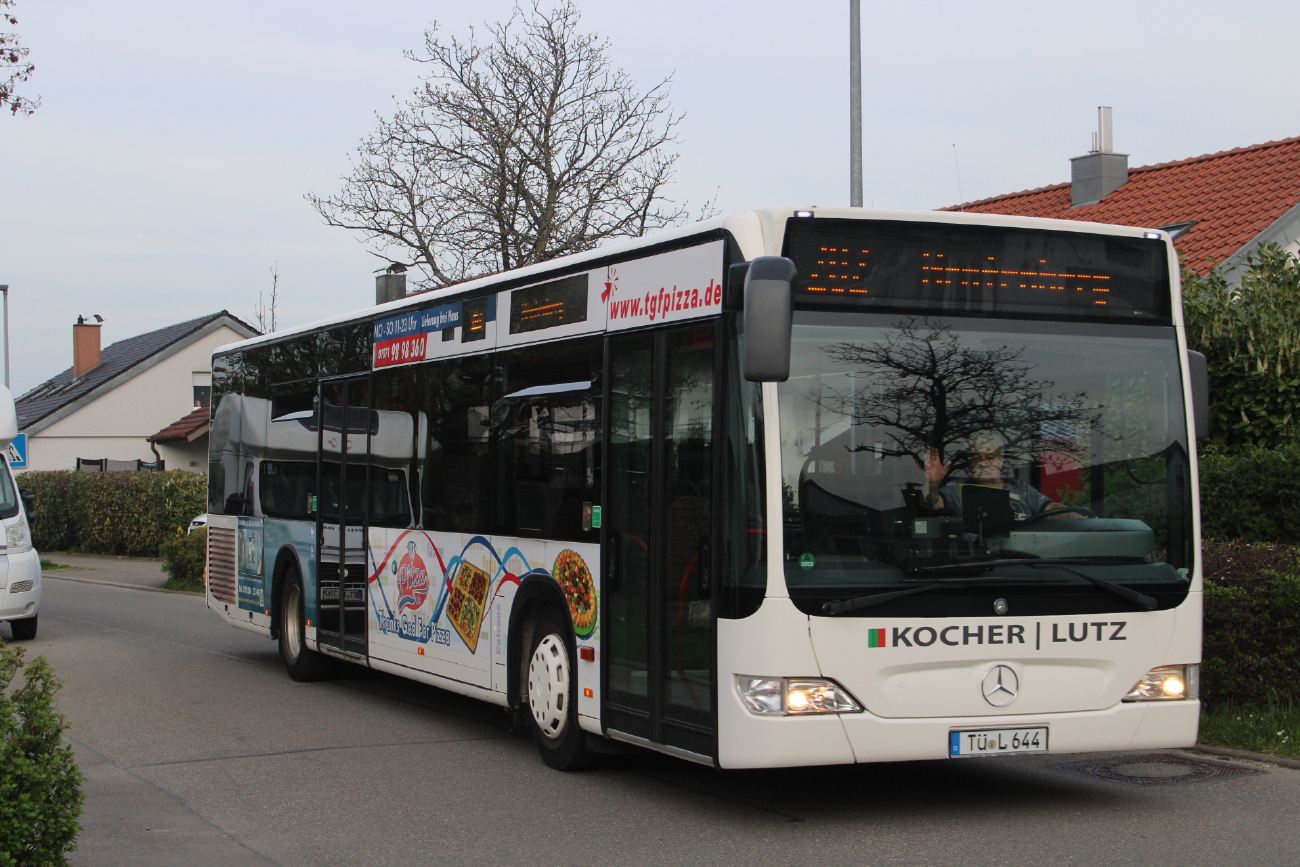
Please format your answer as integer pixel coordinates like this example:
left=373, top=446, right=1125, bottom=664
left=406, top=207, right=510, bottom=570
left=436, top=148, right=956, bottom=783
left=372, top=366, right=424, bottom=529
left=422, top=355, right=493, bottom=533
left=492, top=337, right=601, bottom=543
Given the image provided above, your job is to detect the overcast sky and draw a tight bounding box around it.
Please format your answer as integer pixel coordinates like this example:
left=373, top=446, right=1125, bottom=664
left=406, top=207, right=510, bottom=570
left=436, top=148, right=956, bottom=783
left=3, top=0, right=1298, bottom=394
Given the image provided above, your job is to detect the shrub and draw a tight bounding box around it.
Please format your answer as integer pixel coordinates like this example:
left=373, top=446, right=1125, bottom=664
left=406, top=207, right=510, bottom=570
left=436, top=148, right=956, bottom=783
left=1197, top=443, right=1300, bottom=543
left=0, top=644, right=84, bottom=866
left=15, top=470, right=206, bottom=557
left=1183, top=243, right=1300, bottom=449
left=160, top=527, right=206, bottom=592
left=1202, top=557, right=1300, bottom=707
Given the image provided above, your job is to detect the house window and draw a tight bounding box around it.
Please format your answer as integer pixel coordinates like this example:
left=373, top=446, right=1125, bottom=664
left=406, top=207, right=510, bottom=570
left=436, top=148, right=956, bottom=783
left=193, top=371, right=212, bottom=407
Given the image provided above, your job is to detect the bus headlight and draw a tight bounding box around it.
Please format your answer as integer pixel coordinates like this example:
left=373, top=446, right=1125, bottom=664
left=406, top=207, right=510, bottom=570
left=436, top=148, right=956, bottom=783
left=736, top=676, right=864, bottom=716
left=5, top=518, right=31, bottom=551
left=1124, top=664, right=1198, bottom=701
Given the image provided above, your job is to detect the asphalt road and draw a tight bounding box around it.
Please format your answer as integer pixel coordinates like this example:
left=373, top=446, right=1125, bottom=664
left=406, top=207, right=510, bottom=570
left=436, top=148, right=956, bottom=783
left=15, top=574, right=1300, bottom=867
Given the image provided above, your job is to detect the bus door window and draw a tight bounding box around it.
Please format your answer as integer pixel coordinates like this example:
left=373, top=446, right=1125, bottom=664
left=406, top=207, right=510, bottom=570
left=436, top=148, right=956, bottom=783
left=606, top=332, right=654, bottom=703
left=662, top=326, right=714, bottom=716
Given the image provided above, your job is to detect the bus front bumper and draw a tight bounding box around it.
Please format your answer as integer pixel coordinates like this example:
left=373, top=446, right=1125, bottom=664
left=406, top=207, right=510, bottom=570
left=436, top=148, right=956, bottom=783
left=717, top=695, right=1200, bottom=769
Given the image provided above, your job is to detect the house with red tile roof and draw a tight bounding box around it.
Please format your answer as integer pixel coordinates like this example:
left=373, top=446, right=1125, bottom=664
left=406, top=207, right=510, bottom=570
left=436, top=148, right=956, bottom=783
left=945, top=112, right=1300, bottom=278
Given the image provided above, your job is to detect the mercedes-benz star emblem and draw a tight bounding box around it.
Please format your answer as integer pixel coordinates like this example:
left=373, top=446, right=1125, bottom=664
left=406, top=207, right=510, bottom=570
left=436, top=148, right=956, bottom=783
left=981, top=664, right=1019, bottom=707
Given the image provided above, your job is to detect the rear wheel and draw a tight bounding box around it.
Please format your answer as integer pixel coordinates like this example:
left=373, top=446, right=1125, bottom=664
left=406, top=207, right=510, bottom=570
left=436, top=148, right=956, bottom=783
left=279, top=568, right=335, bottom=681
left=9, top=615, right=36, bottom=641
left=526, top=608, right=596, bottom=771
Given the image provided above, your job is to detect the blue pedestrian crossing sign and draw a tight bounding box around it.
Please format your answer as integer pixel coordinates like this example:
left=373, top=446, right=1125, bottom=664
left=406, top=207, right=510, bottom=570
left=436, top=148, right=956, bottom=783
left=5, top=433, right=26, bottom=469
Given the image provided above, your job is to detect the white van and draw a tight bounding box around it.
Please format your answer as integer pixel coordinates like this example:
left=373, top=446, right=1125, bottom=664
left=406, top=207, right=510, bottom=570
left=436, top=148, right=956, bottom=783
left=0, top=385, right=40, bottom=640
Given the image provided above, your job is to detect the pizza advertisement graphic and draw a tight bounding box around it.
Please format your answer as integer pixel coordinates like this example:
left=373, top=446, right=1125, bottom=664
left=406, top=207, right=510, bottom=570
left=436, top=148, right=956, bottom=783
left=367, top=531, right=599, bottom=656
left=395, top=540, right=429, bottom=614
left=445, top=560, right=491, bottom=654
left=554, top=549, right=596, bottom=638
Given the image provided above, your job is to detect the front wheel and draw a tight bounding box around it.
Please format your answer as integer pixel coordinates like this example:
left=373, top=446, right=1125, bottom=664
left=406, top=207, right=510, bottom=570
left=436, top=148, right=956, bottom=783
left=526, top=608, right=596, bottom=771
left=279, top=568, right=336, bottom=682
left=9, top=615, right=36, bottom=640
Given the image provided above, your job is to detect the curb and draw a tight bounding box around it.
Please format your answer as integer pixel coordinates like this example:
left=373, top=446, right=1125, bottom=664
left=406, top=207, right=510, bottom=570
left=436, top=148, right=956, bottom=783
left=1187, top=743, right=1300, bottom=770
left=44, top=572, right=203, bottom=597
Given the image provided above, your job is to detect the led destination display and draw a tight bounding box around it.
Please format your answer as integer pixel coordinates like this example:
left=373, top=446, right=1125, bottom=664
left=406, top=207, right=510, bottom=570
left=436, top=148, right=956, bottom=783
left=509, top=274, right=589, bottom=334
left=784, top=219, right=1171, bottom=323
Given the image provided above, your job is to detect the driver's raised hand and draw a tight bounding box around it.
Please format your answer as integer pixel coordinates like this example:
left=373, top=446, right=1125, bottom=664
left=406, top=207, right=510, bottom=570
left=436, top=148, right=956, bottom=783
left=924, top=447, right=951, bottom=484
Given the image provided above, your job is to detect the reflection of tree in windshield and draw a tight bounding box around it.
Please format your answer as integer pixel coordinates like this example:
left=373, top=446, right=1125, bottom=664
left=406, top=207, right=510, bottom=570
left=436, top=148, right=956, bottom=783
left=813, top=319, right=1104, bottom=480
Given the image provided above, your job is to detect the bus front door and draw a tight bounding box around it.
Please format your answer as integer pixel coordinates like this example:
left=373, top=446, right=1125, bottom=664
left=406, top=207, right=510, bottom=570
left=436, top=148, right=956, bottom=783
left=316, top=375, right=371, bottom=659
left=604, top=323, right=717, bottom=760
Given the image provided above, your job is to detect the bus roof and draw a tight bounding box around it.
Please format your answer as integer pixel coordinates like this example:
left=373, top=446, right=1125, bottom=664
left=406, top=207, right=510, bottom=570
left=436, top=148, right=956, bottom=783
left=216, top=206, right=1172, bottom=357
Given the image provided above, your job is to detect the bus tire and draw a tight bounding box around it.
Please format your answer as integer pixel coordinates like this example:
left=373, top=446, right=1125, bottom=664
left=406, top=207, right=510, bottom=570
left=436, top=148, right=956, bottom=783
left=9, top=615, right=36, bottom=641
left=279, top=568, right=335, bottom=682
left=526, top=607, right=596, bottom=771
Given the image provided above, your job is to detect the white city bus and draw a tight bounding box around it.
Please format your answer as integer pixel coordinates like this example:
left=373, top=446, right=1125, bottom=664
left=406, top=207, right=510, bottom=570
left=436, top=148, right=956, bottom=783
left=205, top=207, right=1204, bottom=770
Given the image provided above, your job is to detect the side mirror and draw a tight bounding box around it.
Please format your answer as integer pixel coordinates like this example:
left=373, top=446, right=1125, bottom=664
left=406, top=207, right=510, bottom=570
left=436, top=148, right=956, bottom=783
left=19, top=488, right=35, bottom=523
left=742, top=257, right=797, bottom=382
left=1187, top=349, right=1209, bottom=440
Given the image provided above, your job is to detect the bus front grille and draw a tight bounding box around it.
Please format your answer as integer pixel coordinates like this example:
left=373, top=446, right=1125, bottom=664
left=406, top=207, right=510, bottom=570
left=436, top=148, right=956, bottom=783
left=207, top=526, right=237, bottom=604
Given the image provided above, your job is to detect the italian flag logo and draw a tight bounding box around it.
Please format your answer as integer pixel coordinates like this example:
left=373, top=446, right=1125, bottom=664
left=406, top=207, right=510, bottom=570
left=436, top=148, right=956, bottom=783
left=868, top=628, right=887, bottom=648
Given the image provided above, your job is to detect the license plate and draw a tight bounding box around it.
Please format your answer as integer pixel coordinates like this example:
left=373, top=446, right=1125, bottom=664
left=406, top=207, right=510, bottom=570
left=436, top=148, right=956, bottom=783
left=949, top=726, right=1048, bottom=757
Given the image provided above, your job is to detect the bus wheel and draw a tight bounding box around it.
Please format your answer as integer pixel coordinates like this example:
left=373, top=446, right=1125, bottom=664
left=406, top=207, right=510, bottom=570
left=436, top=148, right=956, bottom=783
left=9, top=615, right=36, bottom=640
left=279, top=568, right=335, bottom=682
left=526, top=608, right=595, bottom=771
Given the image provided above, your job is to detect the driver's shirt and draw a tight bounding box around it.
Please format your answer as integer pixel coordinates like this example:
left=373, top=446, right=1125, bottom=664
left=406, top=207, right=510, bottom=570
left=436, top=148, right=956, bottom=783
left=939, top=477, right=1053, bottom=521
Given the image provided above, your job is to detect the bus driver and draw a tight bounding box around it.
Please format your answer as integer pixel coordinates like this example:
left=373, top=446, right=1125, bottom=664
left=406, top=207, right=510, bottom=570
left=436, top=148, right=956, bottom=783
left=922, top=431, right=1070, bottom=521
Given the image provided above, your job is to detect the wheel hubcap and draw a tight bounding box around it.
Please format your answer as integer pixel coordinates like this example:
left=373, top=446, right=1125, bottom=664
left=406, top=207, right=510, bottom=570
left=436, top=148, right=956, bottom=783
left=527, top=633, right=570, bottom=740
left=285, top=585, right=303, bottom=661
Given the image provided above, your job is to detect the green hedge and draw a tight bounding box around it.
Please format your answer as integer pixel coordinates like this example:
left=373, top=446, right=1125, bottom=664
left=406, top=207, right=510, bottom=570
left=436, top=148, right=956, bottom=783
left=1202, top=540, right=1300, bottom=706
left=16, top=470, right=206, bottom=557
left=1198, top=443, right=1300, bottom=543
left=160, top=527, right=206, bottom=591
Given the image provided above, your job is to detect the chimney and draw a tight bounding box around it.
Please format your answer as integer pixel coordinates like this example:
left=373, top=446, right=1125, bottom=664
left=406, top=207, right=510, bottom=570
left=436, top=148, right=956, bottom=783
left=376, top=271, right=407, bottom=305
left=1070, top=106, right=1129, bottom=207
left=73, top=315, right=102, bottom=378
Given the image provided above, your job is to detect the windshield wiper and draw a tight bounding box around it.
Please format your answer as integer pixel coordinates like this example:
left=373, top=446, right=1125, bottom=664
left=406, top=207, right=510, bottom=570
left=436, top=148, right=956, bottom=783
left=823, top=576, right=1047, bottom=616
left=912, top=557, right=1157, bottom=611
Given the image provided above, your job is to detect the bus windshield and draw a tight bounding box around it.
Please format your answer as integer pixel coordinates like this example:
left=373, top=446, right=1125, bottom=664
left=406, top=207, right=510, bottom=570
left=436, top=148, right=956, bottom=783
left=778, top=312, right=1193, bottom=617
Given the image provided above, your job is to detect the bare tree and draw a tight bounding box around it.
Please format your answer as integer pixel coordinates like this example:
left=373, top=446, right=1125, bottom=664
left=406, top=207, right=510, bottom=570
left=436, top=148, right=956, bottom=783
left=308, top=2, right=693, bottom=290
left=815, top=319, right=1105, bottom=480
left=1, top=0, right=39, bottom=116
left=254, top=263, right=279, bottom=333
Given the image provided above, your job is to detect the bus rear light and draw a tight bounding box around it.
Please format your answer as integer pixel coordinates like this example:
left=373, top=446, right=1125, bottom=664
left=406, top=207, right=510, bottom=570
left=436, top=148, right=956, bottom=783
left=1124, top=664, right=1198, bottom=701
left=736, top=676, right=864, bottom=716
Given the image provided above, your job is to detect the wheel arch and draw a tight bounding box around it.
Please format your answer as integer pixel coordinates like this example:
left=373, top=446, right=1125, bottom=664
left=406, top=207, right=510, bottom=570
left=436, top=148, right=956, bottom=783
left=506, top=575, right=572, bottom=712
left=269, top=544, right=305, bottom=641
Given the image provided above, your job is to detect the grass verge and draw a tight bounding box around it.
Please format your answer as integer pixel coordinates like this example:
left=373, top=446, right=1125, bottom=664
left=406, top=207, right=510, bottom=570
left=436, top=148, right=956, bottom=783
left=39, top=559, right=72, bottom=571
left=1200, top=702, right=1300, bottom=758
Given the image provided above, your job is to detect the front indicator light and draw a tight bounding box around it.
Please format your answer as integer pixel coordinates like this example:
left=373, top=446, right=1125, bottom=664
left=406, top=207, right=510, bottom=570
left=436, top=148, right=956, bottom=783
left=736, top=676, right=864, bottom=716
left=1124, top=664, right=1199, bottom=701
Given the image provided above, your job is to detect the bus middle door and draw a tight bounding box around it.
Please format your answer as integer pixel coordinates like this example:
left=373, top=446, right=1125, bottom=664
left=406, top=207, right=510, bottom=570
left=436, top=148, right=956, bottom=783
left=317, top=375, right=371, bottom=659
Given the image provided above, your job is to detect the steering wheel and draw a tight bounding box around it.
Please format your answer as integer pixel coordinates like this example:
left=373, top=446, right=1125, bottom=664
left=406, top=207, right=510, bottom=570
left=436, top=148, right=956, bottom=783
left=1017, top=505, right=1097, bottom=526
